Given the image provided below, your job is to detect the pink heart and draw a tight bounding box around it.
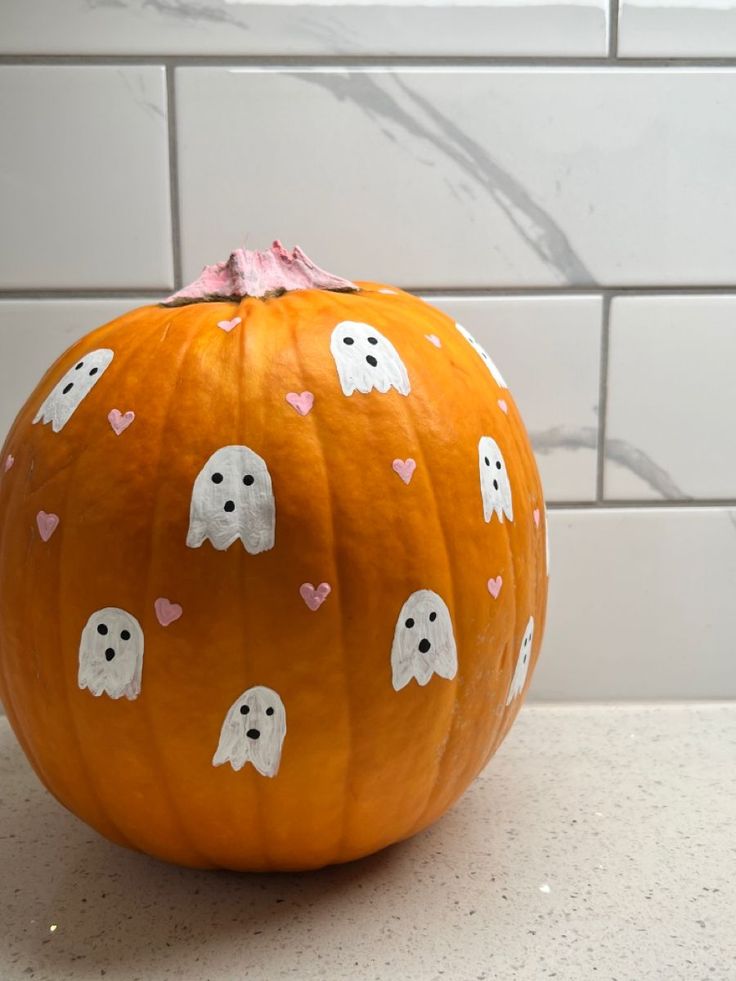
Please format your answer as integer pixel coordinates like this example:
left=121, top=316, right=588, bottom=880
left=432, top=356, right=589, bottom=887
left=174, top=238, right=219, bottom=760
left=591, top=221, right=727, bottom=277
left=217, top=316, right=241, bottom=333
left=3, top=454, right=14, bottom=472
left=498, top=399, right=508, bottom=414
left=285, top=391, right=314, bottom=416
left=533, top=509, right=541, bottom=528
left=425, top=334, right=442, bottom=348
left=108, top=409, right=135, bottom=436
left=36, top=511, right=59, bottom=542
left=392, top=458, right=416, bottom=485
left=487, top=575, right=503, bottom=599
left=155, top=597, right=183, bottom=627
left=300, top=582, right=331, bottom=611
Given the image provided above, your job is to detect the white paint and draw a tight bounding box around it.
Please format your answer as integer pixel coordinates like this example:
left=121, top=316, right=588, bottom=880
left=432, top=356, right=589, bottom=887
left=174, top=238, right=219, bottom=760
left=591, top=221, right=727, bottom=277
left=212, top=685, right=286, bottom=778
left=78, top=606, right=144, bottom=701
left=330, top=321, right=411, bottom=397
left=391, top=589, right=458, bottom=691
left=455, top=322, right=507, bottom=389
left=33, top=348, right=114, bottom=433
left=507, top=615, right=534, bottom=705
left=478, top=435, right=514, bottom=524
left=187, top=444, right=275, bottom=553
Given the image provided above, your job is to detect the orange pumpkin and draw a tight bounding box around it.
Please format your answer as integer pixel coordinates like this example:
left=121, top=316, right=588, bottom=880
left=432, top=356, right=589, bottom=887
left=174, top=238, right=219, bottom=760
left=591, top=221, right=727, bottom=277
left=0, top=243, right=548, bottom=871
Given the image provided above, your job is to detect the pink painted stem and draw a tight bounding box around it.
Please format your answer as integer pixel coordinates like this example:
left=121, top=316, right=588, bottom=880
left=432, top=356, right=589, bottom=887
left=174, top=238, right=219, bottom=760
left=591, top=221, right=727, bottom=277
left=164, top=241, right=358, bottom=304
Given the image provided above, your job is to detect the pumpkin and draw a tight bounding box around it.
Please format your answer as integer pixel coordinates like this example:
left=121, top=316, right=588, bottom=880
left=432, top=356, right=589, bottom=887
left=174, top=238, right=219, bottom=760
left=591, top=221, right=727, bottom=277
left=0, top=242, right=548, bottom=871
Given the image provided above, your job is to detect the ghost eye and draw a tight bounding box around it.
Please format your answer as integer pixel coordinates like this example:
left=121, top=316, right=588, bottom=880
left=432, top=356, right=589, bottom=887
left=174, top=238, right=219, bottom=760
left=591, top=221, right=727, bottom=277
left=484, top=457, right=490, bottom=467
left=97, top=623, right=108, bottom=636
left=493, top=480, right=499, bottom=490
left=120, top=629, right=131, bottom=641
left=367, top=336, right=378, bottom=345
left=240, top=705, right=250, bottom=715
left=62, top=383, right=74, bottom=395
left=266, top=707, right=275, bottom=716
left=496, top=461, right=502, bottom=470
left=89, top=367, right=99, bottom=376
left=405, top=617, right=415, bottom=628
left=75, top=361, right=84, bottom=370
left=343, top=337, right=354, bottom=346
left=211, top=472, right=223, bottom=484
left=243, top=475, right=254, bottom=486
left=429, top=612, right=437, bottom=622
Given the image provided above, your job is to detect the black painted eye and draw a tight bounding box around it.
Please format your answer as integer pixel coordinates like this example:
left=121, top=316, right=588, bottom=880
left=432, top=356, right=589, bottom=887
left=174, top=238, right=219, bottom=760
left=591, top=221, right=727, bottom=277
left=75, top=361, right=84, bottom=370
left=105, top=648, right=115, bottom=662
left=120, top=629, right=131, bottom=641
left=343, top=337, right=354, bottom=345
left=243, top=475, right=254, bottom=486
left=266, top=707, right=274, bottom=716
left=496, top=461, right=502, bottom=470
left=62, top=383, right=74, bottom=395
left=240, top=705, right=249, bottom=715
left=367, top=336, right=378, bottom=345
left=211, top=472, right=223, bottom=484
left=405, top=618, right=415, bottom=629
left=89, top=367, right=98, bottom=376
left=429, top=612, right=437, bottom=622
left=366, top=355, right=378, bottom=367
left=493, top=480, right=499, bottom=490
left=484, top=457, right=490, bottom=466
left=97, top=623, right=108, bottom=636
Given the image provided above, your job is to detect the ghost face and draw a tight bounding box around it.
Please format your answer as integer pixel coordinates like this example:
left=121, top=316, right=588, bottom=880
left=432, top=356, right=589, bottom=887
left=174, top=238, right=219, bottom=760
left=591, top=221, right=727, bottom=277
left=212, top=685, right=286, bottom=777
left=78, top=607, right=144, bottom=700
left=455, top=323, right=507, bottom=389
left=391, top=589, right=458, bottom=691
left=330, top=321, right=411, bottom=397
left=507, top=616, right=534, bottom=705
left=34, top=348, right=114, bottom=433
left=187, top=445, right=275, bottom=553
left=478, top=436, right=514, bottom=524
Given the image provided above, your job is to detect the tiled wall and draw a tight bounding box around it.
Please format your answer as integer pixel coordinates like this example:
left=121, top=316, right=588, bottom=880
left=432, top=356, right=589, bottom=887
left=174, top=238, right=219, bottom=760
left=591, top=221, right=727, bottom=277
left=2, top=0, right=736, bottom=700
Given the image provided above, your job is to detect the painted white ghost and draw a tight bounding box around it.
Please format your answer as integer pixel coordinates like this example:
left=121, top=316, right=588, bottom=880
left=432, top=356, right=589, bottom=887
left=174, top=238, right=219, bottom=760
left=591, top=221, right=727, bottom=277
left=33, top=348, right=114, bottom=433
left=391, top=589, right=458, bottom=691
left=478, top=436, right=514, bottom=524
left=330, top=321, right=410, bottom=397
left=212, top=685, right=286, bottom=777
left=455, top=323, right=507, bottom=388
left=78, top=607, right=144, bottom=700
left=187, top=445, right=275, bottom=553
left=507, top=616, right=534, bottom=705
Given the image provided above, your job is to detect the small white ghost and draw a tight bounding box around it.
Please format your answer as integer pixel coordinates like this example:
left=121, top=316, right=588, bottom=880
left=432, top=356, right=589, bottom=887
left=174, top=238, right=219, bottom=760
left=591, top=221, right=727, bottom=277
left=78, top=607, right=144, bottom=700
left=187, top=445, right=275, bottom=553
left=455, top=323, right=507, bottom=389
left=330, top=321, right=410, bottom=397
left=391, top=589, right=458, bottom=691
left=507, top=616, right=534, bottom=705
left=34, top=349, right=114, bottom=433
left=478, top=436, right=514, bottom=524
left=212, top=685, right=286, bottom=777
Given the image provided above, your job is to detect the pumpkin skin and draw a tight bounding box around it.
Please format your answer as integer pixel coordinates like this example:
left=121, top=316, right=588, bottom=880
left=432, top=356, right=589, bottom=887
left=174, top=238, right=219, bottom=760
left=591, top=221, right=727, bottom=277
left=0, top=254, right=548, bottom=871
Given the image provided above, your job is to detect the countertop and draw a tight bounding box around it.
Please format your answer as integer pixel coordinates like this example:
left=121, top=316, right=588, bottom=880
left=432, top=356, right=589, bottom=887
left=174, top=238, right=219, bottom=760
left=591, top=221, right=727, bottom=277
left=1, top=703, right=734, bottom=981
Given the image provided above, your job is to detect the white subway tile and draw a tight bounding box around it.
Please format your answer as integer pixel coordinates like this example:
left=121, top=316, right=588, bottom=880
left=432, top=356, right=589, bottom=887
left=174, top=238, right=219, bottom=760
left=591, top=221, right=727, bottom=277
left=176, top=68, right=736, bottom=290
left=530, top=507, right=736, bottom=699
left=619, top=0, right=736, bottom=57
left=0, top=0, right=608, bottom=57
left=0, top=300, right=160, bottom=444
left=428, top=296, right=602, bottom=502
left=0, top=67, right=173, bottom=290
left=605, top=296, right=736, bottom=501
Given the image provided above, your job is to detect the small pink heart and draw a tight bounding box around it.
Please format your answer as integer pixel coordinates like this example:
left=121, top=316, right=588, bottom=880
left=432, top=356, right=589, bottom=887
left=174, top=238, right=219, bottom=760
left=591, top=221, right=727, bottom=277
left=155, top=597, right=183, bottom=627
left=108, top=409, right=135, bottom=436
left=425, top=334, right=442, bottom=348
left=498, top=399, right=508, bottom=414
left=36, top=511, right=59, bottom=542
left=4, top=454, right=14, bottom=472
left=300, top=582, right=331, bottom=611
left=533, top=509, right=541, bottom=528
left=286, top=391, right=314, bottom=416
left=487, top=575, right=503, bottom=599
left=217, top=316, right=241, bottom=333
left=392, top=458, right=416, bottom=485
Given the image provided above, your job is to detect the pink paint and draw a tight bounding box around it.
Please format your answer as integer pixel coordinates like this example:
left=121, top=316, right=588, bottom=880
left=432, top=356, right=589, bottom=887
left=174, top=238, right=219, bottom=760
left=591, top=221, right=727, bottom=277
left=533, top=508, right=541, bottom=528
left=498, top=399, right=508, bottom=414
left=3, top=454, right=14, bottom=472
left=392, top=458, right=417, bottom=485
left=487, top=575, right=503, bottom=599
left=155, top=597, right=183, bottom=627
left=217, top=316, right=241, bottom=333
left=299, top=582, right=331, bottom=611
left=164, top=242, right=357, bottom=304
left=425, top=334, right=442, bottom=348
left=36, top=511, right=59, bottom=542
left=108, top=409, right=135, bottom=435
left=285, top=391, right=314, bottom=416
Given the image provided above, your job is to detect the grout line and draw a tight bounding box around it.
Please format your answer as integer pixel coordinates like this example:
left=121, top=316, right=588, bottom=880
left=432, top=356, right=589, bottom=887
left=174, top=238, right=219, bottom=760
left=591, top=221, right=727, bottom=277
left=595, top=293, right=612, bottom=501
left=547, top=499, right=736, bottom=510
left=609, top=0, right=620, bottom=59
left=165, top=66, right=183, bottom=291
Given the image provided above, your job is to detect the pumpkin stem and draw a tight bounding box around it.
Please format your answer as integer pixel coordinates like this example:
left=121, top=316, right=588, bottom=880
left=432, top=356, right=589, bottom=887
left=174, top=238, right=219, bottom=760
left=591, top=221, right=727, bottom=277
left=162, top=241, right=358, bottom=305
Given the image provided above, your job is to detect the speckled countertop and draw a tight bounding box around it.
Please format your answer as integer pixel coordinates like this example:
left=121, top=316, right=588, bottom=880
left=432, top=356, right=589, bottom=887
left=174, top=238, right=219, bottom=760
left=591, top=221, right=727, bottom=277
left=1, top=703, right=734, bottom=981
